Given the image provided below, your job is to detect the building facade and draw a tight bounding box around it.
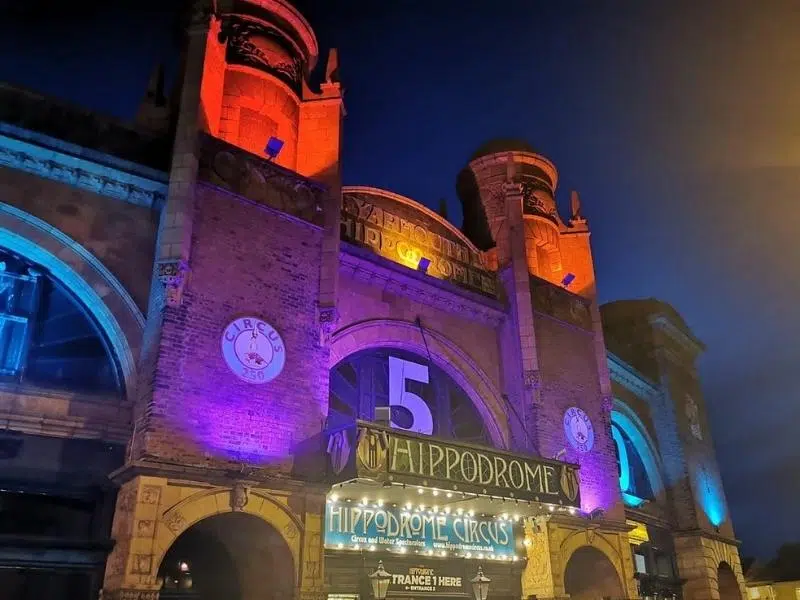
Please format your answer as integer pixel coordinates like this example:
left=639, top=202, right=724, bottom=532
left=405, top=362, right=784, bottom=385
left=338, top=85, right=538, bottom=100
left=0, top=1, right=745, bottom=600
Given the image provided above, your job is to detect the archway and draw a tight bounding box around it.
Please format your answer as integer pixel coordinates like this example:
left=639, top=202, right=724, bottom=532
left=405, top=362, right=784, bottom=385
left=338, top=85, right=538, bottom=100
left=157, top=512, right=294, bottom=600
left=717, top=562, right=740, bottom=600
left=564, top=546, right=624, bottom=600
left=329, top=319, right=509, bottom=447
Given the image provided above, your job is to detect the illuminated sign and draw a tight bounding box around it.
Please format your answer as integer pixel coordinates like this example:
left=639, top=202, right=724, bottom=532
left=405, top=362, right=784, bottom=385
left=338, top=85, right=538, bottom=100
left=341, top=191, right=496, bottom=296
left=388, top=564, right=468, bottom=596
left=327, top=423, right=581, bottom=508
left=220, top=316, right=285, bottom=384
left=324, top=503, right=518, bottom=556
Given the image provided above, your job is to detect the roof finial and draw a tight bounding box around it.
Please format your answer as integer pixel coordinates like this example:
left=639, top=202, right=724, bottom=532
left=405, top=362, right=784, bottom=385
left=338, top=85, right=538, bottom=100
left=570, top=190, right=585, bottom=222
left=325, top=48, right=340, bottom=84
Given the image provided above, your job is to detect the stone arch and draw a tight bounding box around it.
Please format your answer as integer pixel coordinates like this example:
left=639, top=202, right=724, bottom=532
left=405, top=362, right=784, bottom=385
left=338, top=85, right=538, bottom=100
left=612, top=399, right=666, bottom=497
left=329, top=318, right=509, bottom=448
left=153, top=487, right=303, bottom=582
left=0, top=203, right=143, bottom=394
left=559, top=529, right=632, bottom=599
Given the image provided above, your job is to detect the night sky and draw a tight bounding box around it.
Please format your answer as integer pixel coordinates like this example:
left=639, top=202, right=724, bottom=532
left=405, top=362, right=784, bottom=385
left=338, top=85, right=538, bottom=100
left=1, top=0, right=798, bottom=560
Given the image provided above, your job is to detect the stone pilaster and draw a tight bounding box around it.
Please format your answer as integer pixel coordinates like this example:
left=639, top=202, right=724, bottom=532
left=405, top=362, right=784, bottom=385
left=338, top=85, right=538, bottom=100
left=155, top=0, right=217, bottom=307
left=102, top=477, right=165, bottom=599
left=522, top=516, right=557, bottom=599
left=675, top=533, right=746, bottom=600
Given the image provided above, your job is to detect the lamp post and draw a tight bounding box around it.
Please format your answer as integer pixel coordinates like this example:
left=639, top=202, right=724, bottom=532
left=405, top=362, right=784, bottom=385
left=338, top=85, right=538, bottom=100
left=369, top=561, right=392, bottom=600
left=471, top=566, right=491, bottom=600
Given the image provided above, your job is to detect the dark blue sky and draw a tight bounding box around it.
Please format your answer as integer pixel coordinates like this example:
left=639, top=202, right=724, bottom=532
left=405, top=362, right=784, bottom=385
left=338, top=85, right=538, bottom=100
left=2, top=0, right=798, bottom=559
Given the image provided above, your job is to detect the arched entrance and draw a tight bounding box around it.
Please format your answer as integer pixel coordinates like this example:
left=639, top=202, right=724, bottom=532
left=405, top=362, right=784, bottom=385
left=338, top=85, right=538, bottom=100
left=564, top=546, right=624, bottom=600
left=717, top=561, right=740, bottom=600
left=157, top=512, right=294, bottom=600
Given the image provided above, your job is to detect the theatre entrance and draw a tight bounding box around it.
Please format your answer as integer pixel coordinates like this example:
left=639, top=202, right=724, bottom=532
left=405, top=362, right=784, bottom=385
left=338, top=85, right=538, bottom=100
left=157, top=511, right=293, bottom=600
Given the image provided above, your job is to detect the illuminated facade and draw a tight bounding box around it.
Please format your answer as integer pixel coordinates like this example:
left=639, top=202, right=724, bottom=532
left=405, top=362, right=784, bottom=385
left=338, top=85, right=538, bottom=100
left=0, top=1, right=745, bottom=600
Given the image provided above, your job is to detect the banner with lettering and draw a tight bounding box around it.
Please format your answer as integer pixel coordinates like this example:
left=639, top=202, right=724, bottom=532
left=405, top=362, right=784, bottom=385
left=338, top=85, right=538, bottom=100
left=325, top=422, right=582, bottom=509
left=324, top=502, right=518, bottom=556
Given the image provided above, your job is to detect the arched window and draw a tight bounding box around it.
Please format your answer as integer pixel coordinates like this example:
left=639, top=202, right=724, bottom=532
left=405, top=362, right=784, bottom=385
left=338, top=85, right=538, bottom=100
left=612, top=423, right=653, bottom=501
left=327, top=348, right=492, bottom=446
left=0, top=249, right=122, bottom=395
left=611, top=403, right=664, bottom=507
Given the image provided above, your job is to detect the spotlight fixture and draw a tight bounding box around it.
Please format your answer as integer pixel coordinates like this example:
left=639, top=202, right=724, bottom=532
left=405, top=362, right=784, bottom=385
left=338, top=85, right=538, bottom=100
left=417, top=257, right=432, bottom=273
left=264, top=136, right=285, bottom=161
left=561, top=272, right=576, bottom=288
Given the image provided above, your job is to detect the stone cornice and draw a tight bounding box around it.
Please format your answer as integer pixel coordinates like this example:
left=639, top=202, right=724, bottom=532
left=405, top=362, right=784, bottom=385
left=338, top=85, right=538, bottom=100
left=110, top=459, right=331, bottom=495
left=649, top=314, right=705, bottom=358
left=0, top=124, right=168, bottom=210
left=340, top=244, right=506, bottom=326
left=674, top=528, right=741, bottom=547
left=607, top=351, right=661, bottom=401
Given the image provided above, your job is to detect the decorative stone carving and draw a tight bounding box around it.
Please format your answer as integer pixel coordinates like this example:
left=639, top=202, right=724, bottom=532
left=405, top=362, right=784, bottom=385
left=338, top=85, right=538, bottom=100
left=231, top=483, right=249, bottom=511
left=219, top=15, right=304, bottom=93
left=0, top=146, right=166, bottom=209
left=131, top=554, right=153, bottom=575
left=140, top=485, right=161, bottom=505
left=524, top=369, right=541, bottom=390
left=318, top=306, right=339, bottom=347
left=197, top=133, right=325, bottom=225
left=156, top=259, right=189, bottom=308
left=164, top=510, right=187, bottom=534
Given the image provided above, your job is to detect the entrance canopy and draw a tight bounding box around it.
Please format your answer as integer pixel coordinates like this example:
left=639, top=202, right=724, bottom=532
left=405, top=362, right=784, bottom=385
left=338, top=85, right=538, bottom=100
left=323, top=422, right=582, bottom=564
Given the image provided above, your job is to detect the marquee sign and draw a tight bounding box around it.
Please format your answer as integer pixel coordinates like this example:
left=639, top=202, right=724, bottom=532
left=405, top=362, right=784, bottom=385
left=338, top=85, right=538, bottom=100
left=341, top=190, right=497, bottom=296
left=326, top=423, right=581, bottom=508
left=324, top=502, right=518, bottom=556
left=220, top=316, right=286, bottom=384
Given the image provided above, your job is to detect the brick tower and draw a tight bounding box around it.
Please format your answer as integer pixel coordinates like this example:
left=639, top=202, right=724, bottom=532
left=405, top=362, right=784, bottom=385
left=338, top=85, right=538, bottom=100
left=102, top=1, right=343, bottom=598
left=458, top=141, right=634, bottom=599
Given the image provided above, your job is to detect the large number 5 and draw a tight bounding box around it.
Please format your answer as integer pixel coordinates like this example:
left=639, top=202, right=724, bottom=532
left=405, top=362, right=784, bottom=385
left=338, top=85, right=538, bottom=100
left=388, top=357, right=434, bottom=435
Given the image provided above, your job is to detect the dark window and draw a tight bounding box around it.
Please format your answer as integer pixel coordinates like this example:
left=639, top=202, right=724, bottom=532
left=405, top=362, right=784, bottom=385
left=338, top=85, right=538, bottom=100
left=0, top=250, right=122, bottom=395
left=327, top=348, right=492, bottom=446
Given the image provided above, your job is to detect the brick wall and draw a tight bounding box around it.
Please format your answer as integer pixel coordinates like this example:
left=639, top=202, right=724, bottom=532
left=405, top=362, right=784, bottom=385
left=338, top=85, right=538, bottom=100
left=0, top=166, right=157, bottom=311
left=533, top=313, right=623, bottom=518
left=141, top=183, right=328, bottom=470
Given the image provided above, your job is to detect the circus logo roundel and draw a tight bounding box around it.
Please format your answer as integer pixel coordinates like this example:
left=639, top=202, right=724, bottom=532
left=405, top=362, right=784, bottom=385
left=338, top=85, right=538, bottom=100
left=221, top=316, right=285, bottom=384
left=563, top=406, right=595, bottom=453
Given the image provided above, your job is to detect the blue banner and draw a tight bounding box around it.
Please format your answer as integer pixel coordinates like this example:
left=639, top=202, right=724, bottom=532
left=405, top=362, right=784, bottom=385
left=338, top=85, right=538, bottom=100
left=324, top=502, right=518, bottom=556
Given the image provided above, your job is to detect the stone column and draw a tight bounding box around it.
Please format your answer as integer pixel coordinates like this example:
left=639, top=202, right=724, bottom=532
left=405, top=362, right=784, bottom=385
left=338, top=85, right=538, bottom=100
left=298, top=493, right=327, bottom=600
left=101, top=477, right=166, bottom=600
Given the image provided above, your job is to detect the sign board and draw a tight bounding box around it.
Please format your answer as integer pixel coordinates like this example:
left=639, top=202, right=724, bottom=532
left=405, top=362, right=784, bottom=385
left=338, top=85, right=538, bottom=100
left=341, top=190, right=497, bottom=296
left=388, top=564, right=468, bottom=597
left=326, top=423, right=581, bottom=508
left=324, top=503, right=518, bottom=556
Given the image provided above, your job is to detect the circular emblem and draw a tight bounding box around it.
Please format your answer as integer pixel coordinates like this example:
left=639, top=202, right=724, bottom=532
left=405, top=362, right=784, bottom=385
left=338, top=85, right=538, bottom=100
left=221, top=316, right=285, bottom=384
left=563, top=406, right=595, bottom=453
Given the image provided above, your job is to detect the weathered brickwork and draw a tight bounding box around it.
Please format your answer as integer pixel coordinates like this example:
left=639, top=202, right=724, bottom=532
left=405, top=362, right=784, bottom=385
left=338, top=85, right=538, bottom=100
left=142, top=184, right=328, bottom=469
left=0, top=165, right=157, bottom=311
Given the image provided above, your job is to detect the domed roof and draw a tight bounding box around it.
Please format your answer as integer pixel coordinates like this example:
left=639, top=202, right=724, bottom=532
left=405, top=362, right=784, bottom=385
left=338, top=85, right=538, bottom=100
left=470, top=138, right=539, bottom=161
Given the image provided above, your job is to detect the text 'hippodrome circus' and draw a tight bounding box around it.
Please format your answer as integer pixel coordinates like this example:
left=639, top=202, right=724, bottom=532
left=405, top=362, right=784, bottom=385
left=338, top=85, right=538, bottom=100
left=324, top=503, right=517, bottom=554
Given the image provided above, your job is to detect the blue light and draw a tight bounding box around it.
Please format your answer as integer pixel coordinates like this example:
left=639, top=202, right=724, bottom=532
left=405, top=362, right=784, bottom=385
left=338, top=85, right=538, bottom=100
left=622, top=492, right=646, bottom=508
left=696, top=466, right=726, bottom=527
left=611, top=401, right=665, bottom=496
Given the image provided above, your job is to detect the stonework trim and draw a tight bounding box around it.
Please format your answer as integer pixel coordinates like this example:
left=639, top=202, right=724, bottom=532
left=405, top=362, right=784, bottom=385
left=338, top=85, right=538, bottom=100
left=154, top=487, right=303, bottom=583
left=0, top=126, right=168, bottom=210
left=0, top=203, right=143, bottom=393
left=607, top=351, right=660, bottom=400
left=559, top=528, right=636, bottom=599
left=329, top=318, right=509, bottom=448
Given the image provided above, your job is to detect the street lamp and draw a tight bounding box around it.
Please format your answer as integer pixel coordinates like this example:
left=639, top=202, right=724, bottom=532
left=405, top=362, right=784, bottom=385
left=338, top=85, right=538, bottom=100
left=471, top=566, right=491, bottom=600
left=369, top=560, right=392, bottom=600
